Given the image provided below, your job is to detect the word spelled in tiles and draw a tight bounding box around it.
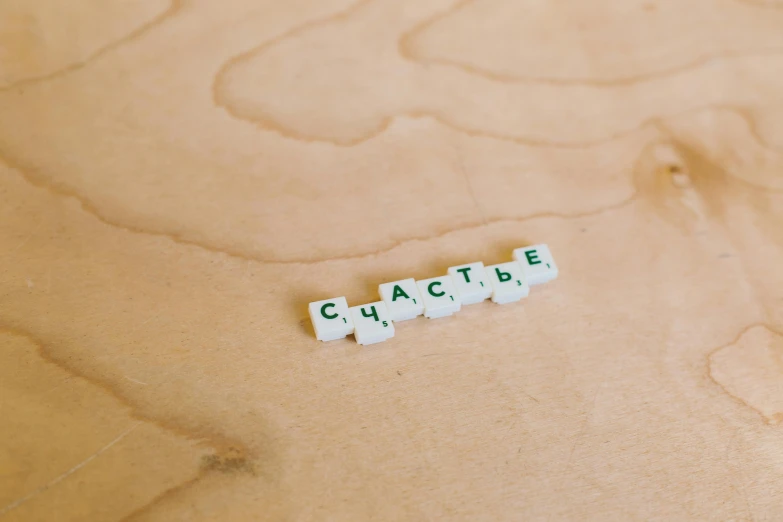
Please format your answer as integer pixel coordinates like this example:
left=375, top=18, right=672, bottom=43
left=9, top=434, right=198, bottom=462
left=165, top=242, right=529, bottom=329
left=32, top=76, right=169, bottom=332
left=308, top=244, right=558, bottom=345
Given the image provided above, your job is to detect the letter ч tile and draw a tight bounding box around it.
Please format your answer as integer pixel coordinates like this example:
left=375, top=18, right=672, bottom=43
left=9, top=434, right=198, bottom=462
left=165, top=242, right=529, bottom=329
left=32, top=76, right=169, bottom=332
left=447, top=262, right=492, bottom=305
left=379, top=278, right=424, bottom=321
left=309, top=297, right=354, bottom=341
left=513, top=244, right=558, bottom=286
left=416, top=276, right=461, bottom=319
left=485, top=262, right=530, bottom=304
left=350, top=301, right=395, bottom=345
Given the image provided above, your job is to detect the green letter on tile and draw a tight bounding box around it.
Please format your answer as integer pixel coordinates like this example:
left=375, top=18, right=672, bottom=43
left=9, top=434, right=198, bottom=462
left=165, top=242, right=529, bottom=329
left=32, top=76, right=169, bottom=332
left=428, top=281, right=445, bottom=297
left=392, top=285, right=409, bottom=301
left=361, top=306, right=379, bottom=322
left=524, top=250, right=541, bottom=265
left=321, top=303, right=338, bottom=319
left=495, top=268, right=512, bottom=283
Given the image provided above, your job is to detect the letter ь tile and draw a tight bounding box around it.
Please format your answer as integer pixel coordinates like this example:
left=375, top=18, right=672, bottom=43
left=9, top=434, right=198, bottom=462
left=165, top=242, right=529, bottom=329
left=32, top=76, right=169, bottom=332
left=379, top=278, right=424, bottom=321
left=416, top=276, right=461, bottom=319
left=447, top=262, right=492, bottom=305
left=308, top=297, right=354, bottom=341
left=349, top=301, right=395, bottom=345
left=513, top=244, right=558, bottom=285
left=485, top=262, right=529, bottom=304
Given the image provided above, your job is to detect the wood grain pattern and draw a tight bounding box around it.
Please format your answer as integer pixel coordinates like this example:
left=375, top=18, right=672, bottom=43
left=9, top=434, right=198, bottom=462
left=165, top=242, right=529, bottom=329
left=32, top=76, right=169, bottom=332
left=1, top=0, right=782, bottom=520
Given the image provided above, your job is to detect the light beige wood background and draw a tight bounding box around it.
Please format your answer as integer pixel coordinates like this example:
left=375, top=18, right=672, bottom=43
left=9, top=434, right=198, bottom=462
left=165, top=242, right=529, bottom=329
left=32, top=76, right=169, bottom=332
left=1, top=0, right=783, bottom=520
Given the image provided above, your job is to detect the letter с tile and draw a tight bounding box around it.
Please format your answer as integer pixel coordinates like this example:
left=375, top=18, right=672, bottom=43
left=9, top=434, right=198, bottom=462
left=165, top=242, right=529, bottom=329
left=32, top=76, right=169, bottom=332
left=309, top=297, right=354, bottom=341
left=416, top=276, right=461, bottom=319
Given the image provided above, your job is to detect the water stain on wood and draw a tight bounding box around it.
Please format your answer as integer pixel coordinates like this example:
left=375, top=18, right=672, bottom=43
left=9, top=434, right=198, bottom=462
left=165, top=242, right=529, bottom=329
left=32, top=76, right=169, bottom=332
left=709, top=324, right=783, bottom=425
left=0, top=324, right=265, bottom=520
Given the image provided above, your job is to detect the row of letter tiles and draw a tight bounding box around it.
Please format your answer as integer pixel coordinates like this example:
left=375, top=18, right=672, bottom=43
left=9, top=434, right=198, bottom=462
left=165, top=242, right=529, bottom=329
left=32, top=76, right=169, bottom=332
left=309, top=244, right=558, bottom=342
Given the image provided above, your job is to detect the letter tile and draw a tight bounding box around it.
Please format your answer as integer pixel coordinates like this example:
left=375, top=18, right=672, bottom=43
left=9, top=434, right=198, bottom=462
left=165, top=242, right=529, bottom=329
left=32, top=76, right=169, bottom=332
left=416, top=276, right=461, bottom=319
left=447, top=262, right=492, bottom=305
left=485, top=262, right=530, bottom=304
left=513, top=244, right=558, bottom=285
left=350, top=301, right=395, bottom=345
left=308, top=297, right=354, bottom=341
left=379, top=278, right=424, bottom=321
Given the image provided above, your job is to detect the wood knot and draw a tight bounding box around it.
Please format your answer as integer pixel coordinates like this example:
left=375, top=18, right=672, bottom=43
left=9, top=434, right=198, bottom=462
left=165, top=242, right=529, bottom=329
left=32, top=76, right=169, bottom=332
left=200, top=446, right=256, bottom=475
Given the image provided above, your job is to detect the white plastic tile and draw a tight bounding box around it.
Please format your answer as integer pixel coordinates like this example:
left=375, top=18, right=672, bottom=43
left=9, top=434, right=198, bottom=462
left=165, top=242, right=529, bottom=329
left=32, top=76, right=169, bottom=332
left=513, top=244, right=558, bottom=286
left=308, top=297, right=354, bottom=341
left=447, top=262, right=492, bottom=305
left=379, top=278, right=424, bottom=321
left=484, top=262, right=530, bottom=304
left=416, top=276, right=461, bottom=319
left=349, top=301, right=395, bottom=345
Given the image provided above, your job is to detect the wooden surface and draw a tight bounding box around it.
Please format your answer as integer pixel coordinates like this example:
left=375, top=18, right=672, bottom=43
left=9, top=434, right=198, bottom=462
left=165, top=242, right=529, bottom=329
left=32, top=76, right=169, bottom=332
left=2, top=0, right=783, bottom=520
